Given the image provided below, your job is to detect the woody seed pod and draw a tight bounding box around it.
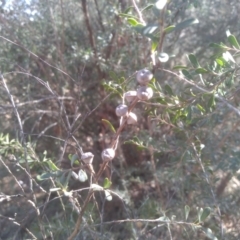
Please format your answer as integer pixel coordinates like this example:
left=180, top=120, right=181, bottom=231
left=81, top=152, right=94, bottom=164
left=124, top=91, right=137, bottom=103
left=137, top=86, right=153, bottom=101
left=101, top=148, right=115, bottom=162
left=115, top=104, right=128, bottom=117
left=127, top=112, right=137, bottom=125
left=136, top=69, right=153, bottom=86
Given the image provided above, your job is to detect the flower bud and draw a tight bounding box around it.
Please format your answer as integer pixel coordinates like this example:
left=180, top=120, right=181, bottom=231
left=136, top=69, right=153, bottom=86
left=101, top=148, right=115, bottom=162
left=127, top=112, right=137, bottom=125
left=124, top=91, right=137, bottom=103
left=137, top=86, right=153, bottom=101
left=81, top=152, right=94, bottom=164
left=115, top=104, right=128, bottom=117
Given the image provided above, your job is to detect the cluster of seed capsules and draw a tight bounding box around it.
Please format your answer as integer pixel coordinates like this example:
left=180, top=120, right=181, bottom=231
left=101, top=69, right=154, bottom=162
left=78, top=69, right=153, bottom=172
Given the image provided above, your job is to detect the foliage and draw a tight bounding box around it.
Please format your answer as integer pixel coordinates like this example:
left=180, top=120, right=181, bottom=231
left=1, top=0, right=240, bottom=239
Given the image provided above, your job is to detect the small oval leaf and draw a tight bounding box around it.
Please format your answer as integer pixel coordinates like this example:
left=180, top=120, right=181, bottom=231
left=200, top=207, right=211, bottom=222
left=164, top=25, right=175, bottom=34
left=78, top=169, right=88, bottom=182
left=188, top=54, right=199, bottom=68
left=103, top=177, right=112, bottom=189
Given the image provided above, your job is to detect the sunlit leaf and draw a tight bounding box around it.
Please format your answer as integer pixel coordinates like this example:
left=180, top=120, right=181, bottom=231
left=91, top=184, right=103, bottom=191
left=151, top=39, right=159, bottom=52
left=196, top=104, right=205, bottom=113
left=195, top=68, right=208, bottom=74
left=222, top=51, right=235, bottom=63
left=103, top=177, right=112, bottom=189
left=202, top=228, right=218, bottom=240
left=78, top=169, right=88, bottom=182
left=155, top=0, right=167, bottom=10
left=46, top=160, right=59, bottom=171
left=104, top=190, right=112, bottom=201
left=127, top=18, right=141, bottom=26
left=164, top=25, right=175, bottom=34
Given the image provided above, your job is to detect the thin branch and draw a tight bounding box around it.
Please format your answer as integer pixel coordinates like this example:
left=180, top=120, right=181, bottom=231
left=132, top=0, right=146, bottom=25
left=162, top=69, right=240, bottom=118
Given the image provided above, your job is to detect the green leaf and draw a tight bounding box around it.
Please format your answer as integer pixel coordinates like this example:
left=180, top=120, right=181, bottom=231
left=200, top=207, right=211, bottom=222
left=202, top=228, right=218, bottom=240
left=196, top=104, right=205, bottom=113
left=46, top=160, right=59, bottom=171
left=195, top=68, right=208, bottom=74
left=175, top=18, right=199, bottom=31
left=164, top=84, right=174, bottom=96
left=103, top=177, right=112, bottom=189
left=188, top=54, right=200, bottom=68
left=37, top=171, right=61, bottom=181
left=142, top=4, right=154, bottom=11
left=173, top=65, right=188, bottom=70
left=207, top=94, right=215, bottom=109
left=69, top=154, right=79, bottom=167
left=127, top=18, right=140, bottom=26
left=215, top=58, right=224, bottom=66
left=102, top=119, right=116, bottom=133
left=228, top=34, right=240, bottom=49
left=164, top=25, right=175, bottom=34
left=209, top=42, right=229, bottom=50
left=151, top=39, right=159, bottom=52
left=118, top=13, right=137, bottom=19
left=181, top=69, right=192, bottom=79
left=142, top=24, right=159, bottom=36
left=185, top=205, right=190, bottom=220
left=197, top=207, right=203, bottom=222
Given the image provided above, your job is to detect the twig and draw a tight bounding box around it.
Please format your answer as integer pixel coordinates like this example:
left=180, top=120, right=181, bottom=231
left=132, top=0, right=146, bottom=25
left=162, top=69, right=240, bottom=118
left=0, top=214, right=37, bottom=239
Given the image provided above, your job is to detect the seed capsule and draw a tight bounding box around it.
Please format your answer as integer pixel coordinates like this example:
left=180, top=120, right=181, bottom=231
left=115, top=104, right=128, bottom=117
left=127, top=112, right=137, bottom=125
left=136, top=69, right=153, bottom=86
left=81, top=152, right=94, bottom=164
left=137, top=86, right=153, bottom=101
left=124, top=91, right=137, bottom=103
left=101, top=148, right=115, bottom=162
